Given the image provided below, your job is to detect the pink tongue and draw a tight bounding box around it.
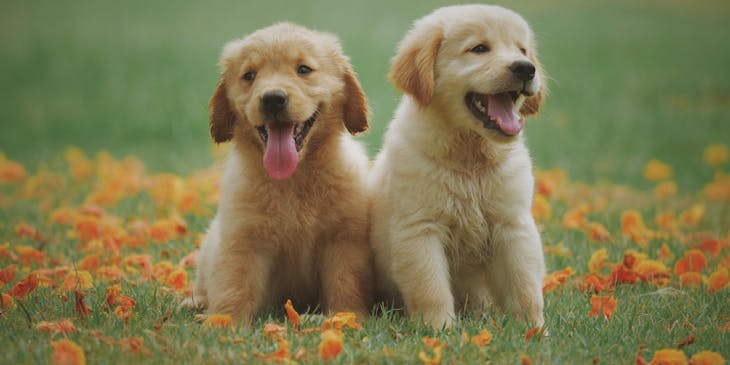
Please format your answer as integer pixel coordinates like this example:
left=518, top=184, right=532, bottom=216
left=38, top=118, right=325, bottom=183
left=263, top=123, right=298, bottom=180
left=487, top=93, right=525, bottom=136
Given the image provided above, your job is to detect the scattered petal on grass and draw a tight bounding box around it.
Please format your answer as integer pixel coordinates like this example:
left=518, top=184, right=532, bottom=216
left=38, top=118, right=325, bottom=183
left=589, top=295, right=617, bottom=319
left=263, top=323, right=287, bottom=338
left=1, top=293, right=16, bottom=310
left=674, top=250, right=707, bottom=275
left=254, top=337, right=290, bottom=362
left=655, top=181, right=678, bottom=199
left=10, top=272, right=39, bottom=298
left=525, top=327, right=540, bottom=341
left=707, top=268, right=728, bottom=293
left=319, top=329, right=344, bottom=361
left=15, top=244, right=44, bottom=265
left=679, top=272, right=702, bottom=288
left=532, top=194, right=551, bottom=222
left=702, top=144, right=728, bottom=167
left=544, top=243, right=572, bottom=258
left=117, top=337, right=150, bottom=355
left=648, top=348, right=687, bottom=365
left=284, top=299, right=301, bottom=329
left=418, top=344, right=442, bottom=365
left=37, top=319, right=77, bottom=336
left=643, top=159, right=673, bottom=181
left=203, top=314, right=232, bottom=329
left=322, top=312, right=361, bottom=330
left=50, top=338, right=86, bottom=365
left=422, top=337, right=442, bottom=349
left=621, top=210, right=648, bottom=246
left=470, top=329, right=493, bottom=346
left=0, top=154, right=28, bottom=183
left=0, top=264, right=17, bottom=284
left=520, top=353, right=531, bottom=365
left=588, top=222, right=611, bottom=242
left=562, top=207, right=588, bottom=230
left=59, top=271, right=94, bottom=293
left=74, top=290, right=90, bottom=320
left=164, top=269, right=188, bottom=292
left=589, top=248, right=608, bottom=273
left=543, top=266, right=575, bottom=293
left=678, top=204, right=705, bottom=227
left=689, top=351, right=724, bottom=365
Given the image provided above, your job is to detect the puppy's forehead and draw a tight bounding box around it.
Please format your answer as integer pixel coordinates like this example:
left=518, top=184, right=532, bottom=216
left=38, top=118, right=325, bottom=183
left=220, top=23, right=342, bottom=70
left=431, top=5, right=532, bottom=43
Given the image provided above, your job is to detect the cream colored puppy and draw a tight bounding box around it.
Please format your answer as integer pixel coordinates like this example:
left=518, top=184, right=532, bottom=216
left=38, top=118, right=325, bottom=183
left=371, top=5, right=546, bottom=329
left=182, top=23, right=373, bottom=321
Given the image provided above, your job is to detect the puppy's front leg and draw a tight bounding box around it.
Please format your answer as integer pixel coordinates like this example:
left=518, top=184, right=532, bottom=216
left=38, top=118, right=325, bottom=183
left=391, top=229, right=454, bottom=329
left=320, top=232, right=374, bottom=319
left=206, top=242, right=274, bottom=323
left=487, top=216, right=545, bottom=328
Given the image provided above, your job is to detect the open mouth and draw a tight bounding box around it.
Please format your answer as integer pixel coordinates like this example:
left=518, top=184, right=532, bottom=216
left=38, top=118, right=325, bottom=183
left=255, top=109, right=319, bottom=180
left=256, top=110, right=319, bottom=152
left=465, top=91, right=525, bottom=136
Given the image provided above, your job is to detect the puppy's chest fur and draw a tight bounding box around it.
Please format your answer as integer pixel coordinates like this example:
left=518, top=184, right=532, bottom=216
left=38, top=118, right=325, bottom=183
left=438, top=169, right=504, bottom=267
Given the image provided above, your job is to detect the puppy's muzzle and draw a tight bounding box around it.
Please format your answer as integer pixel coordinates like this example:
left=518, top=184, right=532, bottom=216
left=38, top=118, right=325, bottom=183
left=509, top=60, right=535, bottom=82
left=261, top=90, right=288, bottom=115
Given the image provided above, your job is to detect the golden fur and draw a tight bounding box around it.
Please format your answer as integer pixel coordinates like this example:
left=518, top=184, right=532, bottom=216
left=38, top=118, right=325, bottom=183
left=181, top=23, right=373, bottom=321
left=370, top=5, right=547, bottom=329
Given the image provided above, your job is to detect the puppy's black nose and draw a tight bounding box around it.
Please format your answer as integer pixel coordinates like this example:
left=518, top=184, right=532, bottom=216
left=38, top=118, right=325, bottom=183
left=509, top=60, right=536, bottom=82
left=262, top=90, right=288, bottom=114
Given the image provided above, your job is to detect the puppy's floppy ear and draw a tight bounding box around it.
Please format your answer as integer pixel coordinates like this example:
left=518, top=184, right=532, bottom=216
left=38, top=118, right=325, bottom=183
left=520, top=55, right=547, bottom=116
left=388, top=24, right=443, bottom=106
left=342, top=63, right=369, bottom=134
left=209, top=78, right=236, bottom=143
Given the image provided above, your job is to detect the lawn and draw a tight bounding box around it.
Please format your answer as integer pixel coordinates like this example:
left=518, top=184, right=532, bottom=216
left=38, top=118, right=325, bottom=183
left=1, top=0, right=729, bottom=364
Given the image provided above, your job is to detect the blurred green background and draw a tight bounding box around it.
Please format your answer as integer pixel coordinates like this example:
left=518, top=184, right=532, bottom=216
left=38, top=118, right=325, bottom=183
left=2, top=0, right=729, bottom=189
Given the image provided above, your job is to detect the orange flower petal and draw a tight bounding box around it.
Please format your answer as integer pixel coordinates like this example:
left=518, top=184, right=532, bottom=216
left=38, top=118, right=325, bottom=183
left=284, top=299, right=302, bottom=329
left=589, top=248, right=608, bottom=273
left=470, top=329, right=493, bottom=346
left=648, top=348, right=687, bottom=365
left=10, top=272, right=39, bottom=298
left=643, top=159, right=673, bottom=181
left=707, top=268, right=729, bottom=293
left=702, top=144, right=728, bottom=167
left=36, top=319, right=77, bottom=336
left=263, top=323, right=287, bottom=338
left=542, top=266, right=575, bottom=293
left=203, top=314, right=232, bottom=329
left=318, top=329, right=344, bottom=361
left=322, top=312, right=361, bottom=330
left=689, top=350, right=724, bottom=365
left=50, top=338, right=86, bottom=365
left=418, top=344, right=442, bottom=365
left=0, top=264, right=17, bottom=284
left=589, top=295, right=617, bottom=319
left=588, top=222, right=611, bottom=242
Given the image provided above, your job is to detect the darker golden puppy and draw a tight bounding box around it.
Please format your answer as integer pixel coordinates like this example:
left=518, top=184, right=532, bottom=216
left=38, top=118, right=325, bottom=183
left=182, top=23, right=373, bottom=321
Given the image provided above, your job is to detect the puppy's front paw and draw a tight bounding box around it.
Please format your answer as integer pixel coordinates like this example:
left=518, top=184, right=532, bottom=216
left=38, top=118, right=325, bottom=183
left=179, top=295, right=208, bottom=311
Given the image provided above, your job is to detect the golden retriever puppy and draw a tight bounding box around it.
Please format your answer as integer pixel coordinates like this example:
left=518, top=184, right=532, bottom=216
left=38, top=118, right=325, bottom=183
left=181, top=23, right=373, bottom=321
left=370, top=5, right=546, bottom=329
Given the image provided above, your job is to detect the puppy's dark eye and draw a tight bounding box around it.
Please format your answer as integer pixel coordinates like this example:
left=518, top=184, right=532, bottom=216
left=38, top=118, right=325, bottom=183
left=297, top=65, right=313, bottom=75
left=520, top=47, right=527, bottom=55
left=469, top=44, right=489, bottom=53
left=243, top=71, right=256, bottom=81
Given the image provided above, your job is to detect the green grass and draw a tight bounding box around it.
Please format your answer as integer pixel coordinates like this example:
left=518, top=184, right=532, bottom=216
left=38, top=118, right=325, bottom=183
left=1, top=0, right=729, bottom=364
